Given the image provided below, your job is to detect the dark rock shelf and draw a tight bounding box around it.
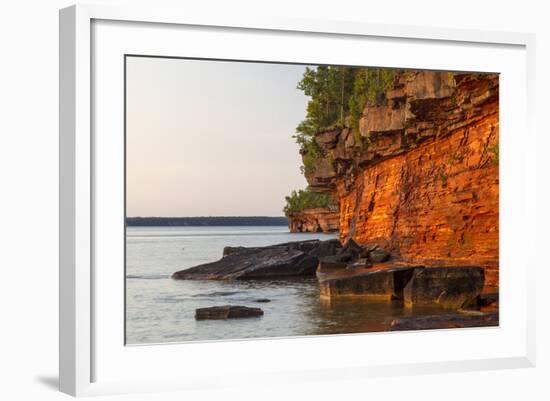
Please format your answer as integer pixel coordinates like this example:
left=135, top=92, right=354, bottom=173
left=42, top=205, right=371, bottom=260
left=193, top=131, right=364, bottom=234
left=195, top=305, right=264, bottom=320
left=172, top=239, right=341, bottom=280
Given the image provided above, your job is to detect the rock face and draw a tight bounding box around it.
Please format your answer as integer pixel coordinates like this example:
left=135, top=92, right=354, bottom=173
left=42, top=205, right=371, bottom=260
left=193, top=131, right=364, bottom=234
left=304, top=71, right=499, bottom=289
left=195, top=305, right=264, bottom=320
left=318, top=264, right=484, bottom=309
left=288, top=207, right=339, bottom=233
left=403, top=266, right=484, bottom=309
left=319, top=266, right=418, bottom=300
left=172, top=239, right=342, bottom=280
left=390, top=311, right=499, bottom=331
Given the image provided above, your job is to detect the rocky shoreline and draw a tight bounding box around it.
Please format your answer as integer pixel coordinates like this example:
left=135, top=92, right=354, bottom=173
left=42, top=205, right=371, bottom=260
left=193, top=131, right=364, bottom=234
left=287, top=207, right=339, bottom=233
left=172, top=239, right=498, bottom=328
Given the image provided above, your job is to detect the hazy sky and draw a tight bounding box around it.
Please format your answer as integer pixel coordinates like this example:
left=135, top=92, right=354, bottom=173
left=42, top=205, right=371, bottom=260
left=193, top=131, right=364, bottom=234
left=126, top=57, right=310, bottom=217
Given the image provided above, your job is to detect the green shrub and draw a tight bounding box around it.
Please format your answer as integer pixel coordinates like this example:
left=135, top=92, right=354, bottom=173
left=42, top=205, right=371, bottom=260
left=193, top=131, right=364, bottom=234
left=294, top=66, right=399, bottom=174
left=283, top=189, right=336, bottom=216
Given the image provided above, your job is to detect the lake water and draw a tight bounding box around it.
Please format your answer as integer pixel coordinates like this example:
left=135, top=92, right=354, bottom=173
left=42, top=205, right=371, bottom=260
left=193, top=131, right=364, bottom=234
left=126, top=226, right=447, bottom=344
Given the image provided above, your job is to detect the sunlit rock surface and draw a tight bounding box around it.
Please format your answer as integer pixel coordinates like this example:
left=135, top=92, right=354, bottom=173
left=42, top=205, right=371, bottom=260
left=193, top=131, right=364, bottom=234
left=288, top=207, right=339, bottom=233
left=304, top=71, right=499, bottom=289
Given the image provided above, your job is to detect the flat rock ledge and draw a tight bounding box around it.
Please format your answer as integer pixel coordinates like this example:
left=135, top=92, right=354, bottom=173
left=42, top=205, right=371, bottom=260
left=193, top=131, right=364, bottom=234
left=319, top=266, right=419, bottom=301
left=172, top=239, right=342, bottom=280
left=390, top=311, right=499, bottom=331
left=195, top=305, right=264, bottom=320
left=319, top=265, right=485, bottom=309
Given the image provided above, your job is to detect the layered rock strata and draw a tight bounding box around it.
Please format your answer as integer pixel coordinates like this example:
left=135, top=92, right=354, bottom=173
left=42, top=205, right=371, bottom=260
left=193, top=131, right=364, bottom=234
left=317, top=264, right=484, bottom=309
left=172, top=239, right=341, bottom=280
left=288, top=207, right=339, bottom=233
left=305, top=71, right=499, bottom=288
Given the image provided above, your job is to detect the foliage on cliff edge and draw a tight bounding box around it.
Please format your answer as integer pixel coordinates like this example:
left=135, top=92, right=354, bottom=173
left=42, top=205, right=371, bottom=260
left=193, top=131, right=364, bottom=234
left=283, top=189, right=336, bottom=216
left=294, top=66, right=398, bottom=175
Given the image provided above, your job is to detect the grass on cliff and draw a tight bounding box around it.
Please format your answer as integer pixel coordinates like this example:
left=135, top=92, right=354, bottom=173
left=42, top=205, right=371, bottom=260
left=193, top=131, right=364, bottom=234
left=283, top=189, right=336, bottom=216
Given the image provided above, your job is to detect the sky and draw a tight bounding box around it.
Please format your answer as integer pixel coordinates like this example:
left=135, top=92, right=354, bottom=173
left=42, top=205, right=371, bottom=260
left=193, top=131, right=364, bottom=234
left=126, top=57, right=310, bottom=217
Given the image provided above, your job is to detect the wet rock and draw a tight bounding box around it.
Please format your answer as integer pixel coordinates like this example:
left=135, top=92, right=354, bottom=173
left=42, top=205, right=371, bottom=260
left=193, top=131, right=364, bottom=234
left=174, top=239, right=339, bottom=280
left=319, top=266, right=419, bottom=300
left=195, top=305, right=264, bottom=320
left=254, top=299, right=271, bottom=303
left=403, top=266, right=484, bottom=309
left=390, top=311, right=498, bottom=331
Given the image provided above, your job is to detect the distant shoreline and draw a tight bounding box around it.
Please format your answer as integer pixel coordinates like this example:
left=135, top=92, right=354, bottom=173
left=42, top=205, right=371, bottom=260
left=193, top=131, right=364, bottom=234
left=126, top=216, right=288, bottom=227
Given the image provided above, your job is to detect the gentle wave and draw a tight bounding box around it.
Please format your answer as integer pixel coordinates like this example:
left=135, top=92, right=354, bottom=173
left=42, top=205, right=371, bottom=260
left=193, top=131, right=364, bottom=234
left=191, top=291, right=242, bottom=298
left=126, top=274, right=168, bottom=280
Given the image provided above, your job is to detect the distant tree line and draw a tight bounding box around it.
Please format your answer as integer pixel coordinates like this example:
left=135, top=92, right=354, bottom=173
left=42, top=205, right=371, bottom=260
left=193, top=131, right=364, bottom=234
left=283, top=189, right=336, bottom=216
left=127, top=216, right=288, bottom=227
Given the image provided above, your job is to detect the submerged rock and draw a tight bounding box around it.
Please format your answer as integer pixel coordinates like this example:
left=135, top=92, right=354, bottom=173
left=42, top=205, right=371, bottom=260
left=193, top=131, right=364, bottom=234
left=403, top=266, right=484, bottom=309
left=254, top=299, right=271, bottom=303
left=195, top=305, right=264, bottom=320
left=173, top=239, right=342, bottom=280
left=390, top=311, right=498, bottom=331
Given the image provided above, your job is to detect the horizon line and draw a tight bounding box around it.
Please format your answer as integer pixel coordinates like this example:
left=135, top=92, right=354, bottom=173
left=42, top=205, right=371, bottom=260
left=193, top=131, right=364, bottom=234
left=127, top=215, right=287, bottom=218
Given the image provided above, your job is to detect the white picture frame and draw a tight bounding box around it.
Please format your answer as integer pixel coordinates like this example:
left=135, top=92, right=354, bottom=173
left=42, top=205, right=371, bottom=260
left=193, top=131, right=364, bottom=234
left=59, top=4, right=536, bottom=397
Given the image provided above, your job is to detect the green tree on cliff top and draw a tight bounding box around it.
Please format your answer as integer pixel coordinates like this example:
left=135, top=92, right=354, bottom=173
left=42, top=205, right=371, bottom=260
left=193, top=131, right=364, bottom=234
left=283, top=189, right=336, bottom=216
left=294, top=66, right=398, bottom=167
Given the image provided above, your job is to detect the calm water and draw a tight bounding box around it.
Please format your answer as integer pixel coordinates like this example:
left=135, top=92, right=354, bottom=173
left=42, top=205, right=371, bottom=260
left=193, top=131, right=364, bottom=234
left=126, top=226, right=446, bottom=344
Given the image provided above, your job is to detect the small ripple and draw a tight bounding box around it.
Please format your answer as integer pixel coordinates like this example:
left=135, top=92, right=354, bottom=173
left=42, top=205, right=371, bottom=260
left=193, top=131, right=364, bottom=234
left=191, top=291, right=242, bottom=298
left=126, top=274, right=168, bottom=280
left=153, top=295, right=190, bottom=303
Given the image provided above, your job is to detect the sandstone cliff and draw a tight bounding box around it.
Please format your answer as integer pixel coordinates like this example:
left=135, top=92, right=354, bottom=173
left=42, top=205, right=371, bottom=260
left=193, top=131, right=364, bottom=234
left=304, top=71, right=499, bottom=288
left=288, top=207, right=339, bottom=233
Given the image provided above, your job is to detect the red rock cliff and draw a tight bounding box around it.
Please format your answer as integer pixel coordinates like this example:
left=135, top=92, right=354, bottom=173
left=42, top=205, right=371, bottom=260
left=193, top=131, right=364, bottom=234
left=304, top=71, right=499, bottom=288
left=288, top=207, right=339, bottom=233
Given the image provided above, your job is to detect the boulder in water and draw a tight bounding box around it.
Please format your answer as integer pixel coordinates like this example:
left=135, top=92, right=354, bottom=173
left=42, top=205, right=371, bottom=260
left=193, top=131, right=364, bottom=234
left=195, top=305, right=264, bottom=320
